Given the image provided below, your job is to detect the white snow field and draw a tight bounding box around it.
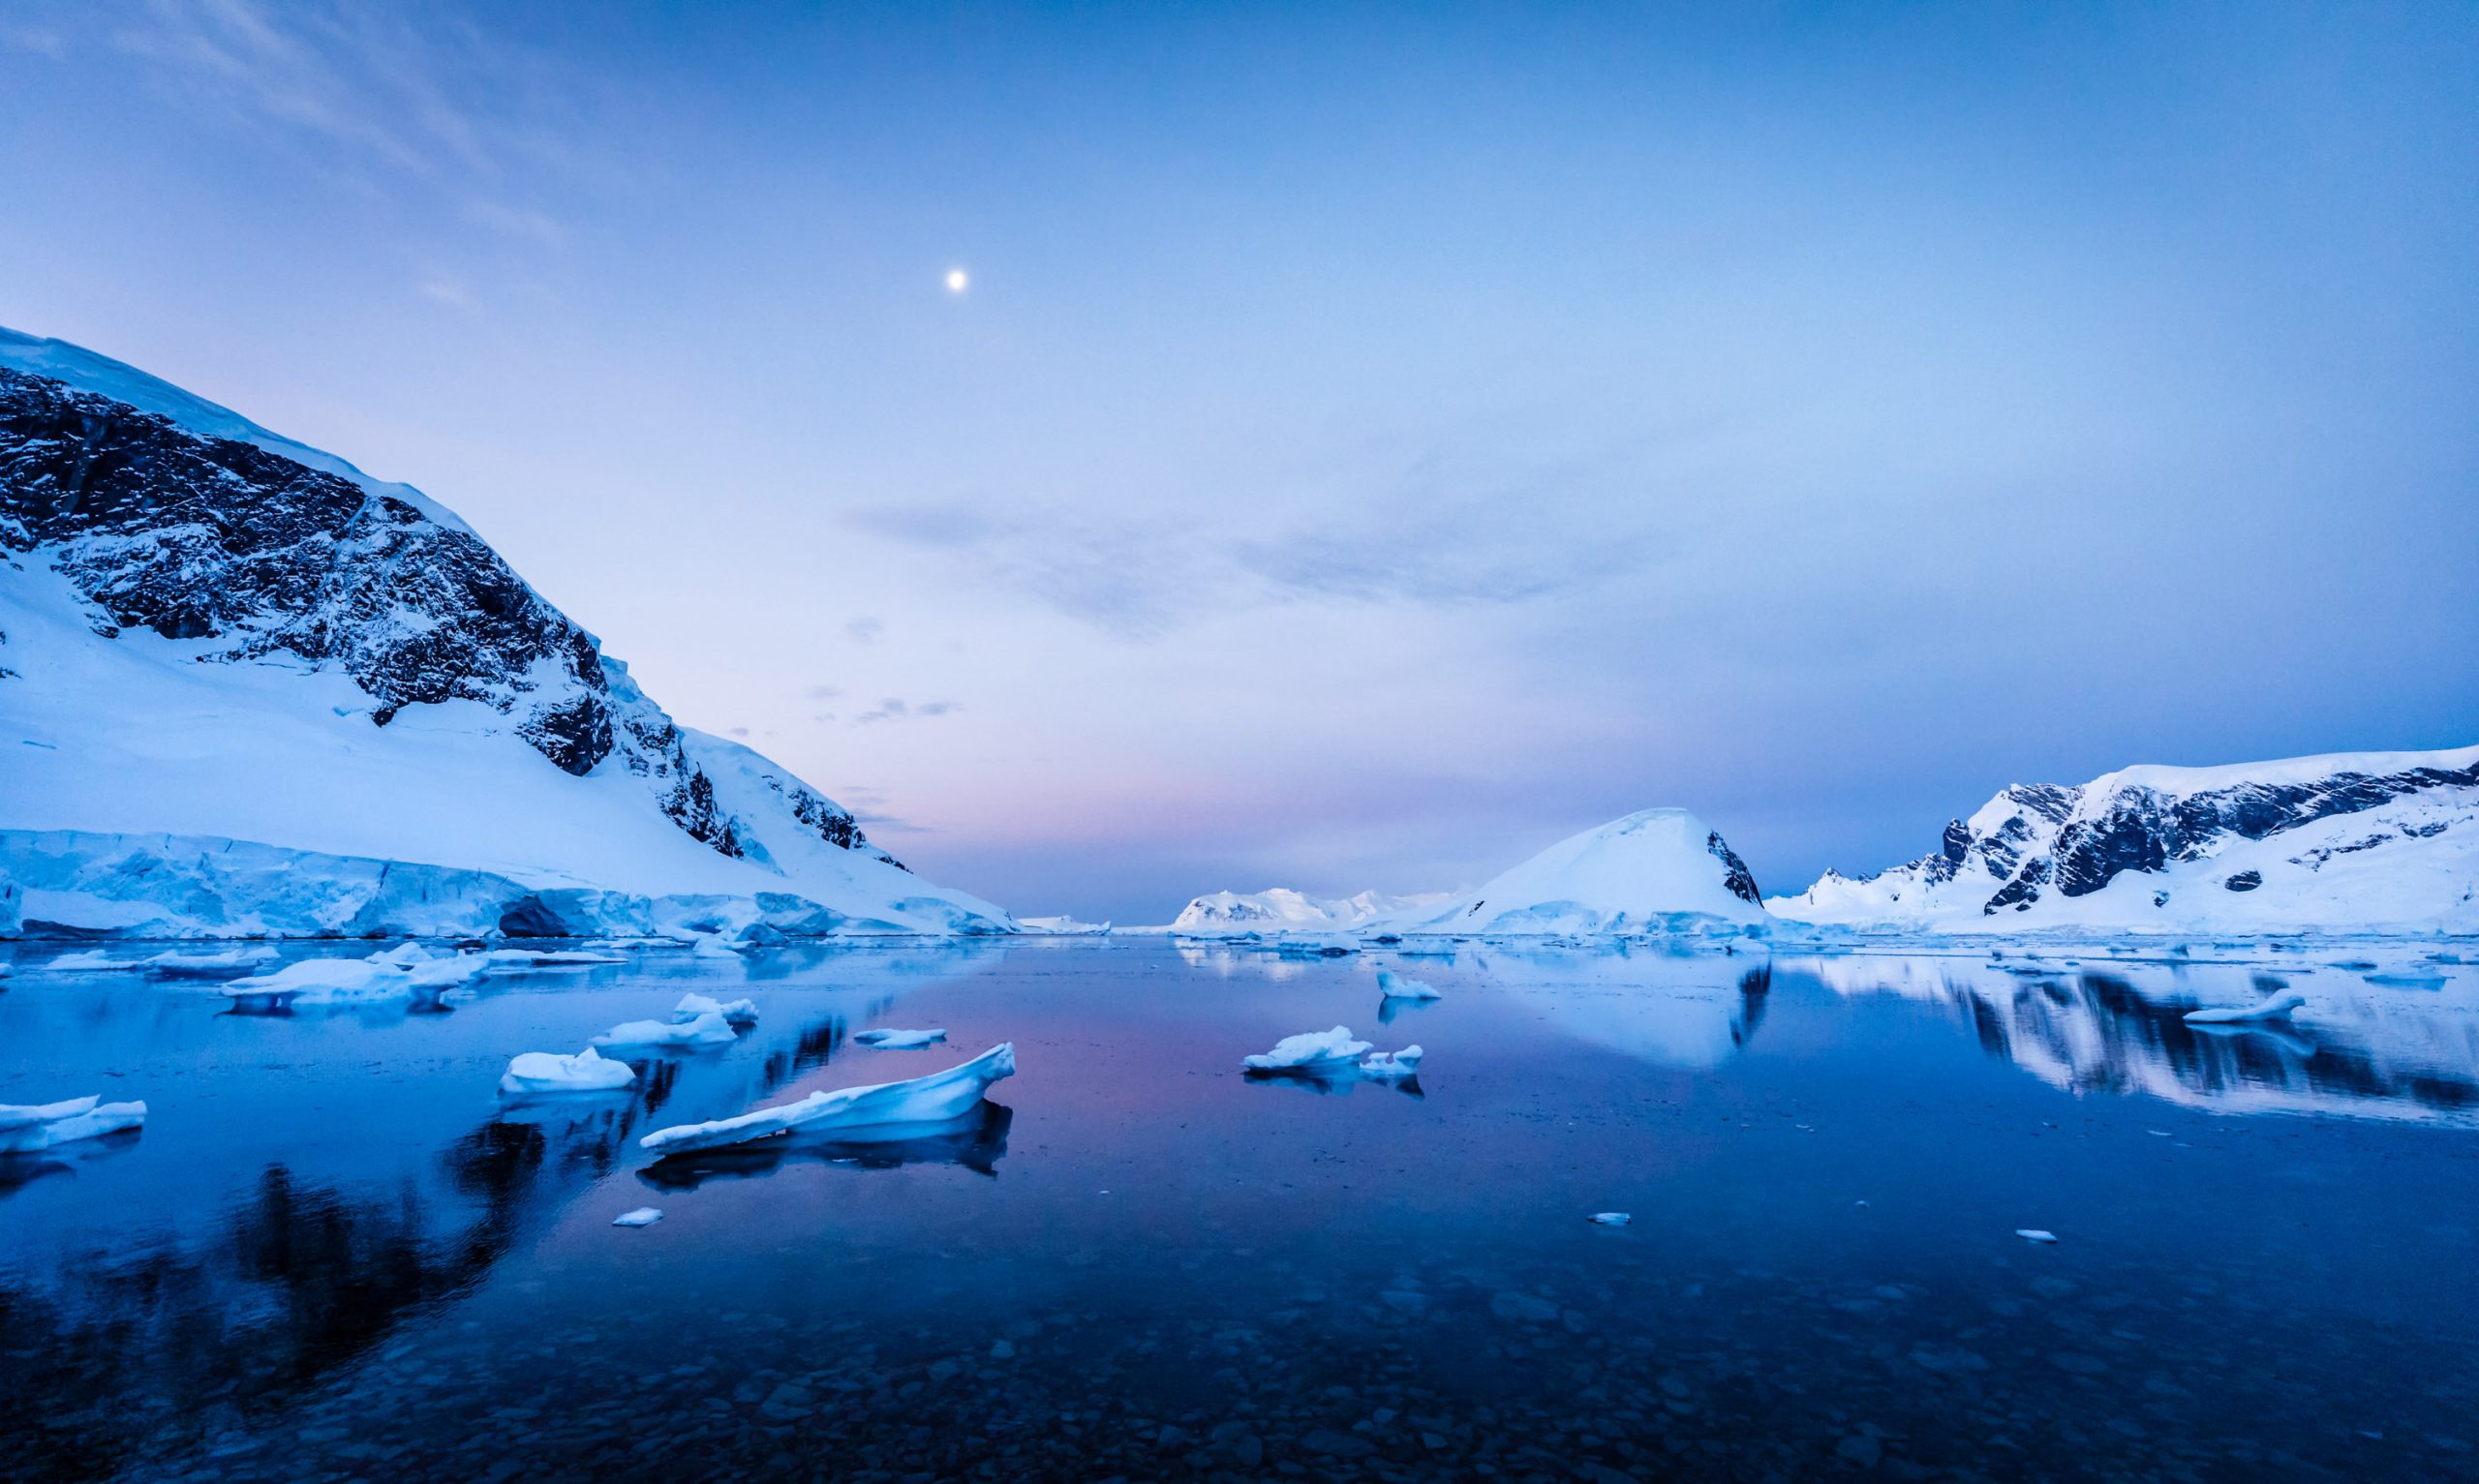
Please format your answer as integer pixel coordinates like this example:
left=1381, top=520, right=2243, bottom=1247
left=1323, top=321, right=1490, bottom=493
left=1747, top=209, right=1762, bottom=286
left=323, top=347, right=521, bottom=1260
left=1769, top=746, right=2479, bottom=936
left=0, top=329, right=1012, bottom=941
left=638, top=1043, right=1017, bottom=1155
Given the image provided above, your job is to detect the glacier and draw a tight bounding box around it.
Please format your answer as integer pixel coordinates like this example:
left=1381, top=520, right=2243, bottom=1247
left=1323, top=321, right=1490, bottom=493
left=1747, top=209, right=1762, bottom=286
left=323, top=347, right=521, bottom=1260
left=0, top=329, right=1012, bottom=940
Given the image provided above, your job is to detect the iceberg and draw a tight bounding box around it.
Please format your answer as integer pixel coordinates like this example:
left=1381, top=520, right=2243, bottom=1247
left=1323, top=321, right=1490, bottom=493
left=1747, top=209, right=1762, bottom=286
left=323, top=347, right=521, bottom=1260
left=38, top=949, right=145, bottom=973
left=498, top=1045, right=637, bottom=1097
left=853, top=1027, right=947, bottom=1049
left=406, top=953, right=492, bottom=991
left=638, top=1043, right=1017, bottom=1155
left=1243, top=1026, right=1373, bottom=1074
left=674, top=992, right=759, bottom=1026
left=219, top=956, right=409, bottom=1008
left=2183, top=990, right=2309, bottom=1024
left=592, top=1010, right=741, bottom=1048
left=143, top=946, right=279, bottom=978
left=1359, top=1046, right=1424, bottom=1079
left=1376, top=970, right=1442, bottom=1000
left=0, top=1096, right=147, bottom=1153
left=482, top=949, right=627, bottom=969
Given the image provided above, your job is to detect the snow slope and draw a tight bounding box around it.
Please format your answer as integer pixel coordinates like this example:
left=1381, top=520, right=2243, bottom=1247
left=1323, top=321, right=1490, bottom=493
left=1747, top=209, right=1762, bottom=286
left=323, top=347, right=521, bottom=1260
left=1394, top=808, right=1768, bottom=937
left=0, top=329, right=1008, bottom=937
left=1771, top=747, right=2479, bottom=935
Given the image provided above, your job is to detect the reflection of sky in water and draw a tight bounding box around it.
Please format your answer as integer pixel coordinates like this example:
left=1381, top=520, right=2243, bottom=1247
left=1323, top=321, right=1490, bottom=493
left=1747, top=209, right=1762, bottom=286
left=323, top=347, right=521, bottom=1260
left=3, top=939, right=2475, bottom=1481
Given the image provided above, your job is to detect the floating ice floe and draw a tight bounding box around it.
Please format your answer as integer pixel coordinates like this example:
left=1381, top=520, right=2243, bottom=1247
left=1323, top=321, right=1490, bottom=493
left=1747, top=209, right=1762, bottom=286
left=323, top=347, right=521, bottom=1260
left=689, top=934, right=745, bottom=960
left=368, top=942, right=443, bottom=968
left=612, top=1207, right=663, bottom=1227
left=1376, top=970, right=1442, bottom=1000
left=2183, top=990, right=2308, bottom=1024
left=143, top=946, right=279, bottom=979
left=405, top=953, right=492, bottom=991
left=2015, top=1228, right=2060, bottom=1244
left=853, top=1027, right=947, bottom=1050
left=1359, top=1046, right=1424, bottom=1079
left=0, top=1096, right=148, bottom=1152
left=482, top=949, right=627, bottom=969
left=674, top=992, right=759, bottom=1026
left=220, top=956, right=410, bottom=1009
left=638, top=1043, right=1017, bottom=1155
left=593, top=1010, right=740, bottom=1048
left=1588, top=1212, right=1633, bottom=1227
left=39, top=949, right=145, bottom=973
left=499, top=1045, right=636, bottom=1097
left=1243, top=1026, right=1372, bottom=1073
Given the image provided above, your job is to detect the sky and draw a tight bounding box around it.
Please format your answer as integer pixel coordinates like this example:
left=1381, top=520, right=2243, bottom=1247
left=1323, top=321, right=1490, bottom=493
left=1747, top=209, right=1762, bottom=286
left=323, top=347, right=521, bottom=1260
left=2, top=2, right=2474, bottom=923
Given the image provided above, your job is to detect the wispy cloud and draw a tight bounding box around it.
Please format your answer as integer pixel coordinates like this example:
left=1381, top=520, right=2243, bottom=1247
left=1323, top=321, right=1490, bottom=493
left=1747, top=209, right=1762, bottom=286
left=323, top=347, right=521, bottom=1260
left=853, top=697, right=962, bottom=725
left=843, top=617, right=885, bottom=644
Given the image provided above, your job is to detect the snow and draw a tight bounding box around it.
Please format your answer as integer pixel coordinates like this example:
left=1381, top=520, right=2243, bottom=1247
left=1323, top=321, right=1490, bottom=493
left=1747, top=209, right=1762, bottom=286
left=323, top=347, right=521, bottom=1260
left=1019, top=915, right=1112, bottom=935
left=592, top=1010, right=741, bottom=1048
left=2184, top=990, right=2308, bottom=1024
left=611, top=1207, right=664, bottom=1227
left=1358, top=1046, right=1424, bottom=1079
left=1162, top=888, right=1451, bottom=936
left=0, top=1096, right=147, bottom=1153
left=1243, top=1026, right=1374, bottom=1073
left=638, top=1043, right=1016, bottom=1155
left=498, top=1045, right=636, bottom=1097
left=1376, top=970, right=1442, bottom=1000
left=674, top=993, right=758, bottom=1025
left=853, top=1028, right=947, bottom=1049
left=1395, top=809, right=1769, bottom=937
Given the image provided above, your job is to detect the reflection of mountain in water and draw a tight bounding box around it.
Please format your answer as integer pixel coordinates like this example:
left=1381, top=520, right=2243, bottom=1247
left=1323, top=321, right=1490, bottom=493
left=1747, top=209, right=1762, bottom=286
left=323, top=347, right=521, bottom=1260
left=640, top=1100, right=1014, bottom=1190
left=1447, top=944, right=1773, bottom=1069
left=1807, top=955, right=2479, bottom=1123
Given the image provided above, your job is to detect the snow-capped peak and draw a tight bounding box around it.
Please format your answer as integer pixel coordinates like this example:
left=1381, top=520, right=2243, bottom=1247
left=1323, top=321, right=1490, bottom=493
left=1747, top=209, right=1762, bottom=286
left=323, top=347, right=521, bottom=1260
left=1399, top=807, right=1767, bottom=936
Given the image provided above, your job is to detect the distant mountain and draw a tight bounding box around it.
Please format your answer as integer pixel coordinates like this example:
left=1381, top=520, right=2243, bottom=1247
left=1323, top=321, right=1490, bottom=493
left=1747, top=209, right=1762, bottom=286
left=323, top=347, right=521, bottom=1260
left=0, top=328, right=1010, bottom=938
left=1771, top=747, right=2479, bottom=934
left=1393, top=808, right=1767, bottom=937
left=1167, top=887, right=1445, bottom=935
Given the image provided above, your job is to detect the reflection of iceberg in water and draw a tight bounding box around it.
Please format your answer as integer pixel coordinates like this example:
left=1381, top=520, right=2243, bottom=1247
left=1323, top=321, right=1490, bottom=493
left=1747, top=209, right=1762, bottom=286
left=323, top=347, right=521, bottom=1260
left=638, top=1101, right=1014, bottom=1190
left=1805, top=955, right=2479, bottom=1124
left=1459, top=943, right=1773, bottom=1070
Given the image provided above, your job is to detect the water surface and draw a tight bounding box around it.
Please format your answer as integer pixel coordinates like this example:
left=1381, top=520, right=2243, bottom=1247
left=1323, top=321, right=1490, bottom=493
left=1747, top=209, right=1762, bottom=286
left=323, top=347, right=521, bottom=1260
left=3, top=938, right=2475, bottom=1482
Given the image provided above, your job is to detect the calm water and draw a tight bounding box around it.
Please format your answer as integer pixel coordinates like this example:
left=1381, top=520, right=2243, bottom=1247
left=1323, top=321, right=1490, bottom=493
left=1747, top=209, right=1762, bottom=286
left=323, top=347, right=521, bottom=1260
left=3, top=938, right=2476, bottom=1483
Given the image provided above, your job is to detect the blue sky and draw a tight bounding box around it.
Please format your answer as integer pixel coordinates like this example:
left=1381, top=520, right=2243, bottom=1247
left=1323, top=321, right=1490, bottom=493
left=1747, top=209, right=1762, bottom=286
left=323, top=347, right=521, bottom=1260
left=3, top=2, right=2474, bottom=920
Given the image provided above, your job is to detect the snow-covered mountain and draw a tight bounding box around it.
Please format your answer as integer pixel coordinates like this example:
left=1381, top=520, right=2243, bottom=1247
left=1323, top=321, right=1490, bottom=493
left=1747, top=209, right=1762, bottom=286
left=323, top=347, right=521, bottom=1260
left=1393, top=808, right=1767, bottom=937
left=0, top=328, right=1010, bottom=938
left=1771, top=747, right=2479, bottom=934
left=1165, top=887, right=1445, bottom=935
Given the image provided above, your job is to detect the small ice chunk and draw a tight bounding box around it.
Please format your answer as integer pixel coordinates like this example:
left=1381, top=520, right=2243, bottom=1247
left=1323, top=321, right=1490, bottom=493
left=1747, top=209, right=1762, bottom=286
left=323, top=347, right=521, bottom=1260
left=499, top=1045, right=636, bottom=1097
left=481, top=949, right=626, bottom=969
left=674, top=992, right=759, bottom=1026
left=366, top=942, right=444, bottom=968
left=221, top=957, right=409, bottom=1006
left=1376, top=970, right=1442, bottom=1000
left=853, top=1027, right=947, bottom=1049
left=0, top=1097, right=146, bottom=1152
left=2183, top=990, right=2307, bottom=1024
left=690, top=934, right=744, bottom=959
left=612, top=1207, right=664, bottom=1227
left=144, top=946, right=278, bottom=978
left=405, top=953, right=491, bottom=991
left=1243, top=1026, right=1372, bottom=1073
left=592, top=1010, right=741, bottom=1047
left=1588, top=1212, right=1633, bottom=1227
left=1359, top=1045, right=1424, bottom=1079
left=2016, top=1228, right=2059, bottom=1244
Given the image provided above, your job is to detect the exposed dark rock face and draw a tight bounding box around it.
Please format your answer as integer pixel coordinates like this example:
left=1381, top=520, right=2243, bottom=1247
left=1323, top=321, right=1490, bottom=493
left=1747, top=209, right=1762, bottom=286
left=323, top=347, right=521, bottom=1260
left=2223, top=870, right=2262, bottom=892
left=0, top=365, right=885, bottom=867
left=1706, top=832, right=1762, bottom=904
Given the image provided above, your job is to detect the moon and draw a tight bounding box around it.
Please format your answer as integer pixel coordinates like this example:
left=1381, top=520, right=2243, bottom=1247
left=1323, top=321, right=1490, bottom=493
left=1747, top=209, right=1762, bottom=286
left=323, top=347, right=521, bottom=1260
left=944, top=266, right=969, bottom=295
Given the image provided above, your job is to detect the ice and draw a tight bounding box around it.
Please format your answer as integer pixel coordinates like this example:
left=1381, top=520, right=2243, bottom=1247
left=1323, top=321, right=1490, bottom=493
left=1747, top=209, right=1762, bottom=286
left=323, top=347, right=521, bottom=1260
left=405, top=953, right=491, bottom=990
left=2016, top=1228, right=2060, bottom=1244
left=499, top=1045, right=637, bottom=1097
left=1376, top=970, right=1442, bottom=1000
left=1588, top=1212, right=1633, bottom=1227
left=853, top=1028, right=948, bottom=1049
left=690, top=934, right=745, bottom=959
left=1243, top=1026, right=1373, bottom=1073
left=38, top=949, right=145, bottom=973
left=2183, top=990, right=2308, bottom=1024
left=1358, top=1045, right=1424, bottom=1079
left=481, top=949, right=627, bottom=969
left=611, top=1207, right=664, bottom=1227
left=674, top=992, right=759, bottom=1026
left=143, top=946, right=279, bottom=978
left=367, top=943, right=443, bottom=968
left=639, top=1043, right=1017, bottom=1155
left=592, top=1010, right=741, bottom=1047
left=0, top=1096, right=147, bottom=1152
left=219, top=956, right=411, bottom=1007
